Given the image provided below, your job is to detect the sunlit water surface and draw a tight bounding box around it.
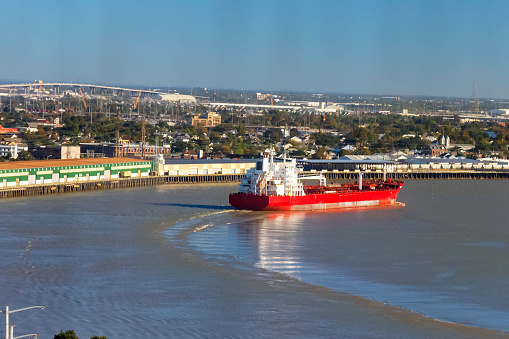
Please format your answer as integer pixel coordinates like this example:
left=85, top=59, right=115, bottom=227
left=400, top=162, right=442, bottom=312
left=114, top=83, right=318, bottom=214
left=0, top=180, right=507, bottom=338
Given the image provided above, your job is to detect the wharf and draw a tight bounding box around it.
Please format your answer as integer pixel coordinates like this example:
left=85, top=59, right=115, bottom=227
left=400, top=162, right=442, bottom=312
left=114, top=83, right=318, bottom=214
left=323, top=170, right=509, bottom=180
left=0, top=174, right=242, bottom=199
left=0, top=169, right=508, bottom=199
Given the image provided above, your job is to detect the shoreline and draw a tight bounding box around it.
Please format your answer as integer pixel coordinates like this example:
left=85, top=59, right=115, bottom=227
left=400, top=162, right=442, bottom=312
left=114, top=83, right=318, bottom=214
left=0, top=170, right=508, bottom=199
left=0, top=174, right=242, bottom=199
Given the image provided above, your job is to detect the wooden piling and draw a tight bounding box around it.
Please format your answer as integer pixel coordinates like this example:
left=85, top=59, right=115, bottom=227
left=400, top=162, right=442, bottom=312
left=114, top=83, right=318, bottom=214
left=0, top=170, right=508, bottom=199
left=0, top=174, right=244, bottom=199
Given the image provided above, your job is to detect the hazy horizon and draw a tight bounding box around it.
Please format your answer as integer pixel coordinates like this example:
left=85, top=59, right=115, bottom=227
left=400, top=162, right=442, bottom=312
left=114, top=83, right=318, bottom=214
left=3, top=1, right=509, bottom=99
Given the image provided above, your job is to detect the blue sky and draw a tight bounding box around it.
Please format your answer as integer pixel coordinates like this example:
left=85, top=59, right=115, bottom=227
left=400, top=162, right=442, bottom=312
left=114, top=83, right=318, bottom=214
left=2, top=0, right=509, bottom=98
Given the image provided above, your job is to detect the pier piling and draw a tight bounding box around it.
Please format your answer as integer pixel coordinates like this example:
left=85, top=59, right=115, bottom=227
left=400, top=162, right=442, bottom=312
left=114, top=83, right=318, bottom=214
left=0, top=170, right=508, bottom=199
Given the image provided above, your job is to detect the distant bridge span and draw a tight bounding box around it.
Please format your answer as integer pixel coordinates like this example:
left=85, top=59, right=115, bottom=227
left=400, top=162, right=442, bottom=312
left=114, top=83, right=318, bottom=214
left=206, top=102, right=302, bottom=110
left=0, top=82, right=169, bottom=95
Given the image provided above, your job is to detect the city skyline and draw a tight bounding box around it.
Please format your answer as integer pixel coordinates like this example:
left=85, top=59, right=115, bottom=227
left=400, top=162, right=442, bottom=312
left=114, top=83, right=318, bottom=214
left=3, top=0, right=509, bottom=99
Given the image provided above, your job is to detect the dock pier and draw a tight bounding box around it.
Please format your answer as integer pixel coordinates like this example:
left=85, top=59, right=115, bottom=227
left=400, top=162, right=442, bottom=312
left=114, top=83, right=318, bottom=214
left=324, top=170, right=509, bottom=180
left=0, top=174, right=243, bottom=199
left=0, top=170, right=508, bottom=199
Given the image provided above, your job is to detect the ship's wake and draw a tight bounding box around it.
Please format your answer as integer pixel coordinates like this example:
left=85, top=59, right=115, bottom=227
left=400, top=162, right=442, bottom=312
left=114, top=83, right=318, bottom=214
left=162, top=211, right=508, bottom=336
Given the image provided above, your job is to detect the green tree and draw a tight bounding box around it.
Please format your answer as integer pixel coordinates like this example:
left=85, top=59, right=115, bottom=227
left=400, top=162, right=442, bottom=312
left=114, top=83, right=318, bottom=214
left=264, top=129, right=282, bottom=143
left=16, top=150, right=35, bottom=161
left=355, top=147, right=371, bottom=155
left=221, top=144, right=232, bottom=154
left=54, top=329, right=79, bottom=339
left=312, top=147, right=328, bottom=159
left=90, top=336, right=107, bottom=339
left=156, top=120, right=170, bottom=131
left=289, top=128, right=301, bottom=137
left=312, top=132, right=340, bottom=147
left=172, top=139, right=189, bottom=153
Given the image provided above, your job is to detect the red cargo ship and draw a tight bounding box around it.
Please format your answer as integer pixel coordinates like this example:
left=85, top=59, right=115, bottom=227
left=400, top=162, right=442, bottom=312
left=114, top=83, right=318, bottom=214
left=229, top=152, right=404, bottom=211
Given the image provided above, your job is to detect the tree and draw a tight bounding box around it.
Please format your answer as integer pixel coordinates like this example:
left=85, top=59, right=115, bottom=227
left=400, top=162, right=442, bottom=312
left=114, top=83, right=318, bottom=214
left=312, top=132, right=340, bottom=147
left=16, top=150, right=35, bottom=161
left=54, top=330, right=79, bottom=339
left=312, top=147, right=328, bottom=159
left=354, top=147, right=371, bottom=155
left=290, top=148, right=306, bottom=157
left=156, top=120, right=170, bottom=131
left=289, top=128, right=301, bottom=137
left=54, top=330, right=107, bottom=339
left=220, top=144, right=232, bottom=154
left=172, top=139, right=189, bottom=153
left=264, top=129, right=282, bottom=143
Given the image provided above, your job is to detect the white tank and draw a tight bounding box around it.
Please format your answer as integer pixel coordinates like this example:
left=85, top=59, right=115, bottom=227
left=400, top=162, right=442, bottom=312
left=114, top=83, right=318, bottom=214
left=154, top=154, right=165, bottom=175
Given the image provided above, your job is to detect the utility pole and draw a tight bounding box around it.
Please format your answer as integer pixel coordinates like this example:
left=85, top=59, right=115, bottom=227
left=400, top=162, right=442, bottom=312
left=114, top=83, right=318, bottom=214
left=115, top=111, right=120, bottom=158
left=472, top=78, right=478, bottom=122
left=3, top=305, right=44, bottom=339
left=141, top=116, right=146, bottom=159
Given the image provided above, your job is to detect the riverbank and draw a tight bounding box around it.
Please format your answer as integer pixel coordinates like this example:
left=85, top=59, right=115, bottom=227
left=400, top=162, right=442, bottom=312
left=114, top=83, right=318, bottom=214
left=1, top=170, right=508, bottom=199
left=0, top=174, right=243, bottom=199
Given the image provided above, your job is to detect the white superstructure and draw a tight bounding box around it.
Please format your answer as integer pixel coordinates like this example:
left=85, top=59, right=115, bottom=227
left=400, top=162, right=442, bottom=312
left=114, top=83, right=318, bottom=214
left=238, top=151, right=325, bottom=196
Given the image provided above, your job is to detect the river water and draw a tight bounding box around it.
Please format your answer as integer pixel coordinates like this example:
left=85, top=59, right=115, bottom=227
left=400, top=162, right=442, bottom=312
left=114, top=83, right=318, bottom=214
left=0, top=180, right=508, bottom=338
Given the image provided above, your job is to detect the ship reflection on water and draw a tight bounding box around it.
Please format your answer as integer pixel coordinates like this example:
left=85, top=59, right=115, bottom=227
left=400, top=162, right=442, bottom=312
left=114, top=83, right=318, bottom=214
left=224, top=212, right=312, bottom=275
left=189, top=179, right=509, bottom=334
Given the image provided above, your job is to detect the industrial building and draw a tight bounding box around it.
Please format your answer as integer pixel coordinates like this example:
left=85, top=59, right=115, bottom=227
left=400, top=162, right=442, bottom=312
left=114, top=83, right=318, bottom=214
left=0, top=158, right=152, bottom=188
left=300, top=159, right=396, bottom=172
left=80, top=142, right=174, bottom=158
left=0, top=143, right=28, bottom=159
left=29, top=145, right=81, bottom=160
left=154, top=158, right=257, bottom=176
left=190, top=112, right=221, bottom=128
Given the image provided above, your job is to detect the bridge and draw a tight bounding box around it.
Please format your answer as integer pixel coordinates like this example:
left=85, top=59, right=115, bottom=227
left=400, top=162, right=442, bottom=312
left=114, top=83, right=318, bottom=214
left=0, top=82, right=198, bottom=104
left=206, top=102, right=304, bottom=110
left=0, top=82, right=168, bottom=95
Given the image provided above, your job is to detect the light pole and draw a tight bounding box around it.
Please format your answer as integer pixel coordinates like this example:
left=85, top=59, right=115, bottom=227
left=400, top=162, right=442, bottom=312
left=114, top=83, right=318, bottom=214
left=11, top=332, right=37, bottom=339
left=3, top=306, right=44, bottom=339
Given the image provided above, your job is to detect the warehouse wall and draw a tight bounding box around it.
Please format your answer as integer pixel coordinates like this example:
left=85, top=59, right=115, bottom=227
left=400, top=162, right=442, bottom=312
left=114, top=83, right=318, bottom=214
left=0, top=161, right=152, bottom=188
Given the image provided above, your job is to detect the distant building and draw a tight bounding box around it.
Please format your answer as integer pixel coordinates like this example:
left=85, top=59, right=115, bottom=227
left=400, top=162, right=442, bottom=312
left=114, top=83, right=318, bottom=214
left=490, top=109, right=509, bottom=116
left=30, top=146, right=80, bottom=160
left=256, top=93, right=269, bottom=100
left=397, top=109, right=418, bottom=117
left=0, top=158, right=152, bottom=188
left=423, top=144, right=448, bottom=157
left=0, top=142, right=28, bottom=159
left=155, top=158, right=257, bottom=176
left=80, top=142, right=174, bottom=158
left=159, top=93, right=196, bottom=104
left=290, top=136, right=303, bottom=144
left=61, top=146, right=81, bottom=159
left=0, top=125, right=18, bottom=134
left=451, top=144, right=476, bottom=152
left=191, top=112, right=221, bottom=128
left=440, top=135, right=451, bottom=148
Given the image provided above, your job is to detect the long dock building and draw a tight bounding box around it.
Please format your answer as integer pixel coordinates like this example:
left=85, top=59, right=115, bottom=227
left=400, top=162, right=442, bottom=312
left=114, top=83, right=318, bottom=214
left=0, top=158, right=152, bottom=188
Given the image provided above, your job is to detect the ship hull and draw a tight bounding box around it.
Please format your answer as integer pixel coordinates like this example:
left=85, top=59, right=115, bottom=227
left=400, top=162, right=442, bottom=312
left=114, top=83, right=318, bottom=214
left=229, top=184, right=404, bottom=211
